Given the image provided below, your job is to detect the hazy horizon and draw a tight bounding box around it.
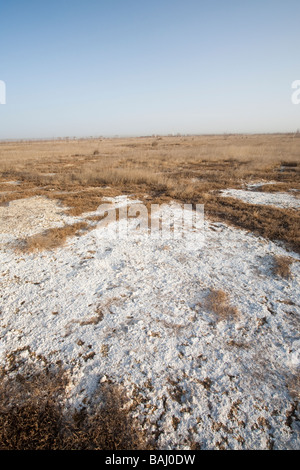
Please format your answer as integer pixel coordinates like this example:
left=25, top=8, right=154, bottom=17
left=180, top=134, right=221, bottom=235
left=1, top=131, right=300, bottom=144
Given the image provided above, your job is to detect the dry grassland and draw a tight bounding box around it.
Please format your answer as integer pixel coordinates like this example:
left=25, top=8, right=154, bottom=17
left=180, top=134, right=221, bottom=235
left=0, top=133, right=299, bottom=250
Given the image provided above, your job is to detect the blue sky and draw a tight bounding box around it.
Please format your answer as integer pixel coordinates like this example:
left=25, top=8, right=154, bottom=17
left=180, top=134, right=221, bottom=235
left=1, top=0, right=300, bottom=139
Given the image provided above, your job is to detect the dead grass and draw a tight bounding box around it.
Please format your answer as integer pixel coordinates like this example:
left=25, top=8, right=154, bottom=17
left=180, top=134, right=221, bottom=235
left=272, top=255, right=294, bottom=279
left=15, top=222, right=89, bottom=252
left=0, top=361, right=151, bottom=450
left=205, top=289, right=239, bottom=321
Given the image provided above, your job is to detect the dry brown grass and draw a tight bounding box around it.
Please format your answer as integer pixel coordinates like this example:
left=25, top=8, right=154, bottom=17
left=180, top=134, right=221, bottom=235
left=1, top=134, right=299, bottom=190
left=15, top=222, right=90, bottom=252
left=205, top=289, right=239, bottom=321
left=272, top=255, right=294, bottom=279
left=0, top=361, right=151, bottom=450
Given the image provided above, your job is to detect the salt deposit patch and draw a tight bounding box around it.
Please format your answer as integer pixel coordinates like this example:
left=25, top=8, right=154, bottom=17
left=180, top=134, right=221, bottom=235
left=0, top=195, right=299, bottom=449
left=220, top=188, right=300, bottom=210
left=0, top=196, right=77, bottom=241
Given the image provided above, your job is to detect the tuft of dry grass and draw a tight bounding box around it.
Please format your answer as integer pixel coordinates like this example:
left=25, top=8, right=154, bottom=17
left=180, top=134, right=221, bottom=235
left=272, top=255, right=293, bottom=279
left=15, top=222, right=90, bottom=252
left=205, top=289, right=239, bottom=321
left=0, top=362, right=152, bottom=450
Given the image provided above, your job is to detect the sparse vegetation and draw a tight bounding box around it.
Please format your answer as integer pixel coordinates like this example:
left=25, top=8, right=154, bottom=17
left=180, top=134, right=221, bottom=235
left=1, top=134, right=299, bottom=251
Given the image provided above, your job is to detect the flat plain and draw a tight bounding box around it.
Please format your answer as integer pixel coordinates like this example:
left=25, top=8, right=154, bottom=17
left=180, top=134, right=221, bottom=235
left=0, top=133, right=299, bottom=449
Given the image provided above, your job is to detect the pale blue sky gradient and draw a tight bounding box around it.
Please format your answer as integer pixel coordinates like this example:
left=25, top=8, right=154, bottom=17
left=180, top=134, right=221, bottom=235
left=1, top=0, right=300, bottom=139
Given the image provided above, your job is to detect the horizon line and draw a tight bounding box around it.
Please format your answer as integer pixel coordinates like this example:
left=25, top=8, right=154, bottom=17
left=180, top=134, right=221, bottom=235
left=1, top=130, right=299, bottom=143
